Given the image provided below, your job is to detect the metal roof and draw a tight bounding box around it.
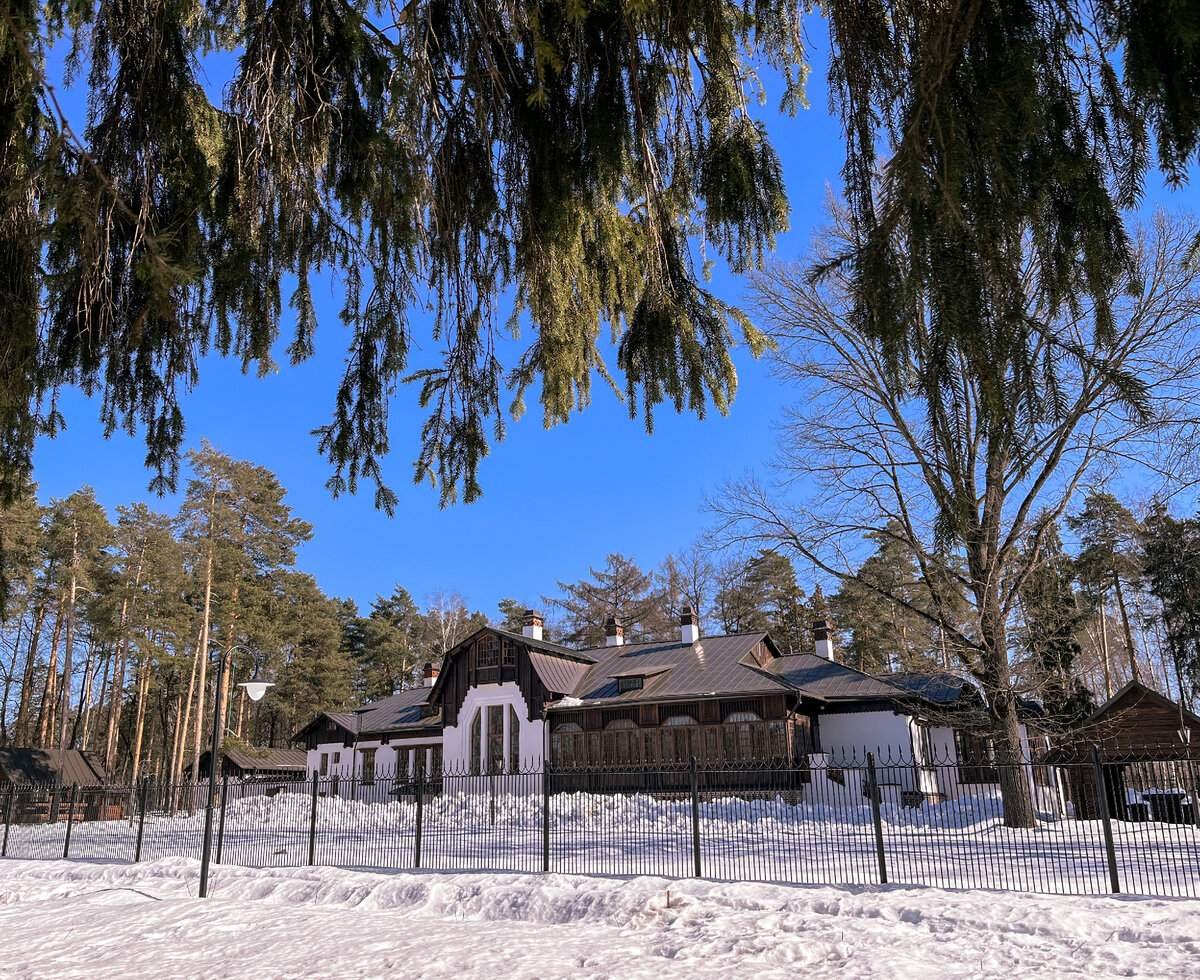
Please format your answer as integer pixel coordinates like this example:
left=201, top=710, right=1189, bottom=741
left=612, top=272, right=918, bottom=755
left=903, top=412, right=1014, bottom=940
left=768, top=654, right=909, bottom=701
left=527, top=650, right=594, bottom=695
left=222, top=747, right=308, bottom=772
left=355, top=686, right=440, bottom=735
left=0, top=748, right=109, bottom=786
left=565, top=634, right=793, bottom=704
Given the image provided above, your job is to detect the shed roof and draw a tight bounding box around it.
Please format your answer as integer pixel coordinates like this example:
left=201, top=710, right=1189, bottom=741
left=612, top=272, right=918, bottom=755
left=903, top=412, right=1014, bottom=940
left=0, top=748, right=109, bottom=786
left=223, top=746, right=308, bottom=772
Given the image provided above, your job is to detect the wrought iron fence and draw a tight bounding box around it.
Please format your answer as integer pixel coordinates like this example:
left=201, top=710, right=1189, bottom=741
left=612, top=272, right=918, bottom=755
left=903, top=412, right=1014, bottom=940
left=2, top=748, right=1197, bottom=898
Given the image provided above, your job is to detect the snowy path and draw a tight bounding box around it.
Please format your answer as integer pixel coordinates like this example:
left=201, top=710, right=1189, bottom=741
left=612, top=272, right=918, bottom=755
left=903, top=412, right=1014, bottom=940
left=0, top=859, right=1198, bottom=979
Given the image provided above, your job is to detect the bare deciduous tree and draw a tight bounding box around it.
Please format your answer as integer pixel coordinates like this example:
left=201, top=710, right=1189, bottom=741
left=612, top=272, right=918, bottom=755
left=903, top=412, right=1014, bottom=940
left=712, top=213, right=1200, bottom=827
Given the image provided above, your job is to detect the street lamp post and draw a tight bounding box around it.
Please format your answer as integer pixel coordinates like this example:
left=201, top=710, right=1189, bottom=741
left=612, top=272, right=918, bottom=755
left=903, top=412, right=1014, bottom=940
left=198, top=646, right=273, bottom=899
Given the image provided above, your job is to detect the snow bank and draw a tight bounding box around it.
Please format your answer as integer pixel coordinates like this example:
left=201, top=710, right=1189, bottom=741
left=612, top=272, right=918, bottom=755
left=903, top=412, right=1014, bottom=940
left=0, top=859, right=1197, bottom=978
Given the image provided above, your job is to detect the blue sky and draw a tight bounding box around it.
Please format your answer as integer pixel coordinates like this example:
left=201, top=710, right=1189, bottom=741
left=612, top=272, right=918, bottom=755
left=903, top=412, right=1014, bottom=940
left=30, top=26, right=1198, bottom=616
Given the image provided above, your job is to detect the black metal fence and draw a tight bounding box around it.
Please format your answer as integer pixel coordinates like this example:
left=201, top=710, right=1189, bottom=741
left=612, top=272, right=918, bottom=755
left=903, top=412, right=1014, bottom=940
left=2, top=749, right=1198, bottom=898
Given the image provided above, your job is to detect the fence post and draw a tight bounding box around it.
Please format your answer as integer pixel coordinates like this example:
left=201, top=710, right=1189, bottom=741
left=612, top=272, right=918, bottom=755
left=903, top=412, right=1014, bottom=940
left=307, top=771, right=319, bottom=866
left=866, top=753, right=888, bottom=885
left=689, top=756, right=702, bottom=878
left=134, top=777, right=148, bottom=863
left=1091, top=744, right=1121, bottom=894
left=413, top=766, right=424, bottom=869
left=541, top=763, right=551, bottom=874
left=2, top=784, right=14, bottom=858
left=62, top=784, right=78, bottom=860
left=216, top=774, right=229, bottom=864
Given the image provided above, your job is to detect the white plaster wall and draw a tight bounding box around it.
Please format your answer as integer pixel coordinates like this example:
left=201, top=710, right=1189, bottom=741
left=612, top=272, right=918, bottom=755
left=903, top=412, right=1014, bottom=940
left=441, top=682, right=545, bottom=796
left=442, top=681, right=545, bottom=771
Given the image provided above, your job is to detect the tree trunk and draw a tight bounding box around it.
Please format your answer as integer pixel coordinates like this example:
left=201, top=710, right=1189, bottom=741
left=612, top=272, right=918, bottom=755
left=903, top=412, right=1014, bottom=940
left=189, top=487, right=217, bottom=796
left=36, top=605, right=62, bottom=746
left=1097, top=600, right=1113, bottom=698
left=130, top=651, right=151, bottom=786
left=56, top=521, right=80, bottom=754
left=0, top=616, right=25, bottom=743
left=14, top=600, right=45, bottom=743
left=1112, top=573, right=1139, bottom=682
left=979, top=596, right=1036, bottom=828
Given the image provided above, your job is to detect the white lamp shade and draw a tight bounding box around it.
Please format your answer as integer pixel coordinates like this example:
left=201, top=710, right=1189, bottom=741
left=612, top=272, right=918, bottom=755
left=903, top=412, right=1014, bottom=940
left=240, top=680, right=274, bottom=702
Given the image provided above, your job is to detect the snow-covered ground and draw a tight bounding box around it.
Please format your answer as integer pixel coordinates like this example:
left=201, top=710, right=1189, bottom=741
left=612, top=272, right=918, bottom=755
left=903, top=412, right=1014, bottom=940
left=6, top=788, right=1199, bottom=898
left=0, top=858, right=1197, bottom=978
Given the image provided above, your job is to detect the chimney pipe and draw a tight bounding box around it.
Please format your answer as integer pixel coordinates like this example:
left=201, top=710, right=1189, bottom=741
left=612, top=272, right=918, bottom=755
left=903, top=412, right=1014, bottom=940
left=422, top=661, right=439, bottom=687
left=521, top=609, right=544, bottom=641
left=680, top=605, right=700, bottom=645
left=813, top=619, right=835, bottom=661
left=604, top=615, right=625, bottom=647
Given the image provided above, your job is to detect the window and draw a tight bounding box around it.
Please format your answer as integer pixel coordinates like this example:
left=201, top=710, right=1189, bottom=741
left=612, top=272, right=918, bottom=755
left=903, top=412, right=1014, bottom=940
left=319, top=753, right=329, bottom=776
left=617, top=676, right=644, bottom=693
left=956, top=731, right=999, bottom=784
left=431, top=744, right=443, bottom=775
left=488, top=704, right=504, bottom=774
left=502, top=639, right=517, bottom=667
left=332, top=752, right=341, bottom=765
left=470, top=709, right=482, bottom=774
left=477, top=636, right=499, bottom=668
left=509, top=704, right=521, bottom=771
left=361, top=748, right=376, bottom=785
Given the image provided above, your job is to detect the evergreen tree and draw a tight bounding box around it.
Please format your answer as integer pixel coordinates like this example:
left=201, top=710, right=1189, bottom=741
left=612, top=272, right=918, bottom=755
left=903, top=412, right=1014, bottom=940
left=1016, top=520, right=1094, bottom=729
left=355, top=586, right=431, bottom=700
left=1069, top=491, right=1144, bottom=683
left=713, top=550, right=810, bottom=653
left=830, top=524, right=939, bottom=673
left=547, top=554, right=670, bottom=648
left=1141, top=505, right=1200, bottom=707
left=42, top=488, right=112, bottom=753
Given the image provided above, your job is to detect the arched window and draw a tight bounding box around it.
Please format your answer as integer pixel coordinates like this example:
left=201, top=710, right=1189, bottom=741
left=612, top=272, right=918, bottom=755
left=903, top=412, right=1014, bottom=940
left=508, top=703, right=521, bottom=770
left=724, top=711, right=762, bottom=761
left=550, top=722, right=583, bottom=767
left=663, top=715, right=697, bottom=763
left=603, top=717, right=639, bottom=765
left=469, top=708, right=481, bottom=774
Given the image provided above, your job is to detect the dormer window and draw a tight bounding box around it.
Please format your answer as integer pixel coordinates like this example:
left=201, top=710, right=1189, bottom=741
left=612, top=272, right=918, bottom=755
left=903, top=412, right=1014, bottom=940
left=616, top=676, right=644, bottom=693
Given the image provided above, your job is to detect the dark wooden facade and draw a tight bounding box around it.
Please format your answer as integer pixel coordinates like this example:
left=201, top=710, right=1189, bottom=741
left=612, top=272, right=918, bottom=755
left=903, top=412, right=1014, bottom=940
left=434, top=631, right=586, bottom=726
left=547, top=693, right=817, bottom=769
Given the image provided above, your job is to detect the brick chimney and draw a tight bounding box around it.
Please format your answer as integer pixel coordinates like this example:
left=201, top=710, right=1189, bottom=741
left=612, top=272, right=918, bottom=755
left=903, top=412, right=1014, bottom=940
left=604, top=615, right=625, bottom=646
left=813, top=619, right=835, bottom=661
left=521, top=609, right=544, bottom=641
left=422, top=661, right=439, bottom=687
left=680, top=604, right=700, bottom=645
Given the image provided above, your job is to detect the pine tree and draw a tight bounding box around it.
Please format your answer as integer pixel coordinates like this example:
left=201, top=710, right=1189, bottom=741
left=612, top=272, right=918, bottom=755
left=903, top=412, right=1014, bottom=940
left=355, top=586, right=431, bottom=700
left=1070, top=491, right=1144, bottom=684
left=547, top=554, right=671, bottom=647
left=42, top=489, right=111, bottom=753
left=1016, top=520, right=1094, bottom=729
left=1141, top=505, right=1200, bottom=708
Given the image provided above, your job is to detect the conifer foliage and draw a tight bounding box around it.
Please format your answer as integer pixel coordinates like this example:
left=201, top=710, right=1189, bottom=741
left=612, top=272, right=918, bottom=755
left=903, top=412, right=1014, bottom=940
left=1, top=0, right=802, bottom=511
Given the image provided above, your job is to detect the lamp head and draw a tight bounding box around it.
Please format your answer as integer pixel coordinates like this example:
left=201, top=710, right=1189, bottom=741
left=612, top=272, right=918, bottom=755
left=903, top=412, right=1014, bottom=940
left=240, top=680, right=274, bottom=703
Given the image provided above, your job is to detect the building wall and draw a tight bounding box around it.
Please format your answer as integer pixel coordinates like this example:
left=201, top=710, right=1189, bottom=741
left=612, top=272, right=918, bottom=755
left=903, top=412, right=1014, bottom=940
left=442, top=681, right=546, bottom=773
left=306, top=734, right=443, bottom=782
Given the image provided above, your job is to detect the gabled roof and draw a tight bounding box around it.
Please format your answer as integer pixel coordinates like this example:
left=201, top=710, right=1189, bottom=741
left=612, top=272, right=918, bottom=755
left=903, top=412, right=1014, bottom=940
left=0, top=748, right=109, bottom=786
left=355, top=686, right=440, bottom=735
left=527, top=650, right=594, bottom=696
left=1084, top=679, right=1200, bottom=730
left=290, top=709, right=359, bottom=744
left=769, top=654, right=908, bottom=701
left=564, top=633, right=794, bottom=704
left=224, top=746, right=308, bottom=772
